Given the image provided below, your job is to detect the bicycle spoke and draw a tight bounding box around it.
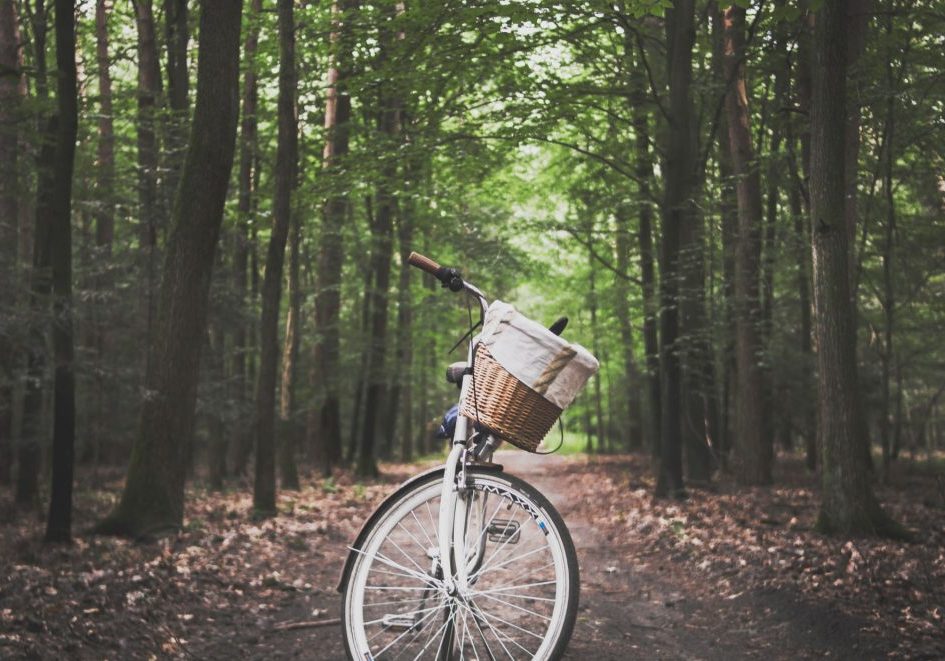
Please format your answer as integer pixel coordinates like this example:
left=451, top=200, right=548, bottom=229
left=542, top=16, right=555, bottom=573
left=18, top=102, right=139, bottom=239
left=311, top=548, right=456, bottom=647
left=410, top=508, right=437, bottom=550
left=371, top=604, right=443, bottom=658
left=396, top=518, right=434, bottom=558
left=457, top=600, right=516, bottom=660
left=350, top=545, right=437, bottom=585
left=471, top=578, right=557, bottom=596
left=468, top=600, right=544, bottom=643
left=364, top=603, right=445, bottom=628
left=471, top=545, right=547, bottom=583
left=363, top=595, right=429, bottom=609
left=475, top=592, right=552, bottom=621
left=410, top=608, right=453, bottom=660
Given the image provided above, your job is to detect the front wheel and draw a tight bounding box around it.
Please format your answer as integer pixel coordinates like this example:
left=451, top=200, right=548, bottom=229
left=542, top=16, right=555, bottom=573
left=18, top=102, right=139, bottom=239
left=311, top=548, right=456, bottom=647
left=341, top=468, right=579, bottom=660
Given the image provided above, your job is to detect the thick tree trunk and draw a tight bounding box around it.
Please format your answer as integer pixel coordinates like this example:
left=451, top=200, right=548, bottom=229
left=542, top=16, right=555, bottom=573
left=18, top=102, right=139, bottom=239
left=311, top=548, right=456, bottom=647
left=254, top=0, right=297, bottom=514
left=0, top=0, right=24, bottom=485
left=97, top=0, right=243, bottom=537
left=810, top=0, right=896, bottom=536
left=231, top=0, right=262, bottom=476
left=655, top=0, right=695, bottom=498
left=313, top=0, right=354, bottom=474
left=723, top=5, right=770, bottom=485
left=43, top=0, right=78, bottom=543
left=279, top=208, right=301, bottom=490
left=133, top=0, right=163, bottom=366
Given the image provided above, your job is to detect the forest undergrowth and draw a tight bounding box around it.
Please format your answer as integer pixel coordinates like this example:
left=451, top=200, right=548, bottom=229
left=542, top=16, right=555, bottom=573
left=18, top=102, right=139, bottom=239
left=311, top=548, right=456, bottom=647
left=1, top=454, right=943, bottom=659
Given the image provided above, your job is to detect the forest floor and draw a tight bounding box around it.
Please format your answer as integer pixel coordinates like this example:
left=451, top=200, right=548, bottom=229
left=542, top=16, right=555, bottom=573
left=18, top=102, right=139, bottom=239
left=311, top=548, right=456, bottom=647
left=1, top=451, right=943, bottom=660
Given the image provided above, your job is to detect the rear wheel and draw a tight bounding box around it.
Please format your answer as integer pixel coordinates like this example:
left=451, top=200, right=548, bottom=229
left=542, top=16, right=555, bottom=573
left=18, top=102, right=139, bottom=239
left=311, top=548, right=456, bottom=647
left=341, top=468, right=579, bottom=660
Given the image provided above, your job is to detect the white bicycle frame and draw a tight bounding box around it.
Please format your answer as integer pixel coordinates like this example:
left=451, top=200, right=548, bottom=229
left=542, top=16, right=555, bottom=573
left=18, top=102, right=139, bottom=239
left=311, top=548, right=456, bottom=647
left=436, top=282, right=489, bottom=597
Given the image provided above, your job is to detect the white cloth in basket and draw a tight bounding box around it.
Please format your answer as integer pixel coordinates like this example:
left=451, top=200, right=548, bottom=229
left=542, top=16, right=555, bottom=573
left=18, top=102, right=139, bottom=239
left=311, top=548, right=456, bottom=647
left=477, top=301, right=600, bottom=410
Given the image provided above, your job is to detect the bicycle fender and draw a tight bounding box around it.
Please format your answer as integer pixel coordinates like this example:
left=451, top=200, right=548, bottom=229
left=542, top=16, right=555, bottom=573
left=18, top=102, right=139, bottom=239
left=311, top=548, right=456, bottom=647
left=336, top=461, right=504, bottom=593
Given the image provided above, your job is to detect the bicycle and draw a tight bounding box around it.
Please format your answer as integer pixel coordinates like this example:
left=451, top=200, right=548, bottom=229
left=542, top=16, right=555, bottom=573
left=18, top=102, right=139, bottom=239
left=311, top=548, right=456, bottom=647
left=338, top=252, right=598, bottom=660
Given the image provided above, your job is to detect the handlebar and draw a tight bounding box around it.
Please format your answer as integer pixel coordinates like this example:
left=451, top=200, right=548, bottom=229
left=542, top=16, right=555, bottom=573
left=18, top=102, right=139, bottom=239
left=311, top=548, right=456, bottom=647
left=407, top=251, right=441, bottom=276
left=408, top=251, right=464, bottom=292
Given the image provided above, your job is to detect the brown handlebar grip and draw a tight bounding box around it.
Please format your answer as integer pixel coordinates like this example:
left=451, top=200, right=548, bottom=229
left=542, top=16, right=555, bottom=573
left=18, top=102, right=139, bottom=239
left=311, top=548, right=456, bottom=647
left=407, top=251, right=442, bottom=276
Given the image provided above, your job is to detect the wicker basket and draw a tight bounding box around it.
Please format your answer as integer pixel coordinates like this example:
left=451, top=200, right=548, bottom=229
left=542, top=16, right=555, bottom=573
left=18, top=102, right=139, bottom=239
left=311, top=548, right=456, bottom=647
left=460, top=344, right=562, bottom=452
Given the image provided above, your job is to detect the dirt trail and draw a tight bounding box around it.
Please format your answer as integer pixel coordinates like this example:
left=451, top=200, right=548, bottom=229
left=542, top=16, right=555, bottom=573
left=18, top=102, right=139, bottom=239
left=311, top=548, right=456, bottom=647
left=247, top=452, right=890, bottom=660
left=496, top=451, right=889, bottom=661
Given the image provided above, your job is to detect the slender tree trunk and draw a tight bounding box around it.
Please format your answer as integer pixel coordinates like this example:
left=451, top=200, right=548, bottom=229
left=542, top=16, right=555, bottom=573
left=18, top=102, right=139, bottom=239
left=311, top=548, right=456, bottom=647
left=313, top=0, right=353, bottom=474
left=232, top=0, right=262, bottom=476
left=97, top=0, right=243, bottom=537
left=614, top=203, right=642, bottom=449
left=133, top=0, right=163, bottom=364
left=629, top=59, right=661, bottom=457
left=655, top=0, right=695, bottom=498
left=358, top=168, right=395, bottom=477
left=162, top=0, right=189, bottom=205
left=88, top=0, right=116, bottom=467
left=388, top=184, right=415, bottom=461
left=788, top=139, right=816, bottom=469
left=0, top=0, right=24, bottom=485
left=43, top=0, right=78, bottom=543
left=279, top=207, right=301, bottom=490
left=207, top=324, right=227, bottom=491
left=879, top=18, right=896, bottom=480
left=711, top=3, right=738, bottom=468
left=254, top=0, right=297, bottom=514
left=588, top=259, right=606, bottom=452
left=810, top=0, right=896, bottom=536
left=723, top=5, right=770, bottom=485
left=17, top=1, right=50, bottom=507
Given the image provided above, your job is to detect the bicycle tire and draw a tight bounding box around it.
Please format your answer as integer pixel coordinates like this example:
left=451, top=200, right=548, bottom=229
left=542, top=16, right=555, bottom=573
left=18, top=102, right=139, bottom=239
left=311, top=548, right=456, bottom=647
left=341, top=467, right=579, bottom=660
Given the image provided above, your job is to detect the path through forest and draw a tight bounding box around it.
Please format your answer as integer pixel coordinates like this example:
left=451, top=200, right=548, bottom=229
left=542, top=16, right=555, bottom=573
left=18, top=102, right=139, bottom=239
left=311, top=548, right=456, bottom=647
left=5, top=451, right=933, bottom=659
left=234, top=453, right=893, bottom=660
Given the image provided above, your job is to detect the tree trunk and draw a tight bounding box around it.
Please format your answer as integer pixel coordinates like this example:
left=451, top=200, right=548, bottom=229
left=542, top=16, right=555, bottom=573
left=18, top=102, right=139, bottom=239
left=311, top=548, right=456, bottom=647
left=43, top=0, right=78, bottom=543
left=710, top=3, right=738, bottom=468
left=231, top=0, right=262, bottom=476
left=279, top=207, right=301, bottom=490
left=588, top=259, right=606, bottom=452
left=655, top=0, right=695, bottom=498
left=91, top=0, right=116, bottom=456
left=810, top=0, right=896, bottom=536
left=133, top=0, right=163, bottom=361
left=723, top=5, right=770, bottom=485
left=17, top=1, right=51, bottom=508
left=97, top=0, right=243, bottom=537
left=313, top=0, right=353, bottom=474
left=162, top=0, right=189, bottom=205
left=613, top=203, right=642, bottom=449
left=388, top=179, right=415, bottom=461
left=254, top=0, right=297, bottom=514
left=0, top=0, right=24, bottom=485
left=629, top=58, right=661, bottom=457
left=358, top=161, right=396, bottom=477
left=879, top=16, right=896, bottom=481
left=207, top=324, right=227, bottom=491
